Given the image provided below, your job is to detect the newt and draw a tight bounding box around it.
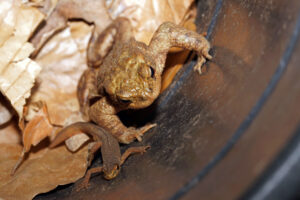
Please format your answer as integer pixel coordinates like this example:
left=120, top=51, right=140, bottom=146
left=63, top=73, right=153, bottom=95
left=50, top=122, right=149, bottom=190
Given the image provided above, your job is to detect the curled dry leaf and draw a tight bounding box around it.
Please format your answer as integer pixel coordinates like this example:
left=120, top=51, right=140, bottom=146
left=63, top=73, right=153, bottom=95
left=11, top=102, right=59, bottom=175
left=30, top=0, right=111, bottom=56
left=0, top=144, right=89, bottom=200
left=108, top=0, right=195, bottom=44
left=23, top=101, right=55, bottom=152
left=0, top=0, right=44, bottom=119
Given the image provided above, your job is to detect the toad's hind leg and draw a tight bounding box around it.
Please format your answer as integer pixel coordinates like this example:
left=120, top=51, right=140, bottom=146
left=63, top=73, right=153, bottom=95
left=148, top=22, right=212, bottom=74
left=87, top=17, right=133, bottom=67
left=77, top=68, right=100, bottom=120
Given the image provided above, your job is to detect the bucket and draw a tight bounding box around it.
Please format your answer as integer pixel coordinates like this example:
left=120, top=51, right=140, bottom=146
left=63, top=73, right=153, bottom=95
left=36, top=1, right=300, bottom=199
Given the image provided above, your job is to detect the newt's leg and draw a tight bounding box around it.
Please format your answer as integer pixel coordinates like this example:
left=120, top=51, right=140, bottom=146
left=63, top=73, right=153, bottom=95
left=75, top=167, right=103, bottom=191
left=75, top=146, right=150, bottom=191
left=89, top=97, right=156, bottom=144
left=120, top=146, right=151, bottom=165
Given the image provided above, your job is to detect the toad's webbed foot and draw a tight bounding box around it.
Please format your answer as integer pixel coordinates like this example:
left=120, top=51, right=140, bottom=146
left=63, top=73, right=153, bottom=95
left=89, top=98, right=156, bottom=144
left=119, top=123, right=157, bottom=144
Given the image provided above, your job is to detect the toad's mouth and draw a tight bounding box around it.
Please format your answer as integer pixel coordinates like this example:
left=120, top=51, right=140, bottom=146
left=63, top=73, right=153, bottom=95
left=117, top=97, right=132, bottom=105
left=115, top=94, right=155, bottom=109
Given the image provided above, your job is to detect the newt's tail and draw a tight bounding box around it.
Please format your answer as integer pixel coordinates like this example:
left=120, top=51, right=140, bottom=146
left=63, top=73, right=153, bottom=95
left=50, top=122, right=108, bottom=148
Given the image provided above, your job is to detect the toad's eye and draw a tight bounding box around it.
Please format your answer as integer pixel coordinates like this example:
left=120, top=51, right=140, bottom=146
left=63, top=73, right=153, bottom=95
left=149, top=66, right=155, bottom=78
left=139, top=64, right=155, bottom=78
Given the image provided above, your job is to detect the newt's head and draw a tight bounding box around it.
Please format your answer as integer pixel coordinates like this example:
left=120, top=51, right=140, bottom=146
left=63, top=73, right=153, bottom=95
left=103, top=164, right=120, bottom=180
left=102, top=42, right=161, bottom=109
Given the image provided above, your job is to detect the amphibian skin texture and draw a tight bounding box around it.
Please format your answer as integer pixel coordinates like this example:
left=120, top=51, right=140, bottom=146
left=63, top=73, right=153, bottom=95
left=78, top=17, right=212, bottom=144
left=50, top=122, right=149, bottom=190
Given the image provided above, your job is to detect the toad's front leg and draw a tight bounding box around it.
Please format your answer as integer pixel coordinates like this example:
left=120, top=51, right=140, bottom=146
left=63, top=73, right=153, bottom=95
left=148, top=22, right=212, bottom=74
left=89, top=97, right=156, bottom=144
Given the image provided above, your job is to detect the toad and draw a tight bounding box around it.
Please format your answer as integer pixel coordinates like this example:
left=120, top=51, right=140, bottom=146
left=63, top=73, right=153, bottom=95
left=78, top=17, right=212, bottom=144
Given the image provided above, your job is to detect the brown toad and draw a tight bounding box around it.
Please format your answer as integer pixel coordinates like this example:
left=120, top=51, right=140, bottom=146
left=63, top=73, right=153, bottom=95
left=78, top=18, right=212, bottom=144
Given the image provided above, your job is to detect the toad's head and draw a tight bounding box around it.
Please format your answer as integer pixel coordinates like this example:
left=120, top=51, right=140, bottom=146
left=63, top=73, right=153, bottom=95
left=103, top=48, right=161, bottom=109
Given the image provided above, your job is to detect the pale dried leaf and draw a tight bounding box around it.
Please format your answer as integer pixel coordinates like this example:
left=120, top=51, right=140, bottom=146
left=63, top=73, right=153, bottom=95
left=108, top=0, right=195, bottom=44
left=65, top=133, right=90, bottom=152
left=29, top=21, right=92, bottom=126
left=28, top=21, right=93, bottom=150
left=0, top=97, right=13, bottom=125
left=0, top=0, right=44, bottom=118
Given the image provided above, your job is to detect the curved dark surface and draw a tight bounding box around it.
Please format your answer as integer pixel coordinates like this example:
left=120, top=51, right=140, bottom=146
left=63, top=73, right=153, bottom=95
left=241, top=125, right=300, bottom=200
left=36, top=1, right=300, bottom=199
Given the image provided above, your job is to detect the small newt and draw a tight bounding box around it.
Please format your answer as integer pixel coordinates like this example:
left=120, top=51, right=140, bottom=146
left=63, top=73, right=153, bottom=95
left=50, top=122, right=149, bottom=190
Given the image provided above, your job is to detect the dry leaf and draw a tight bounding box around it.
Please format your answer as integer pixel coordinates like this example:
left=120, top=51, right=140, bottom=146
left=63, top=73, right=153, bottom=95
left=0, top=0, right=44, bottom=119
left=30, top=0, right=111, bottom=56
left=0, top=121, right=21, bottom=144
left=108, top=0, right=195, bottom=44
left=11, top=102, right=60, bottom=175
left=29, top=21, right=93, bottom=126
left=0, top=103, right=12, bottom=125
left=0, top=1, right=89, bottom=199
left=0, top=144, right=89, bottom=200
left=28, top=21, right=93, bottom=151
left=23, top=102, right=54, bottom=152
left=0, top=96, right=13, bottom=125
